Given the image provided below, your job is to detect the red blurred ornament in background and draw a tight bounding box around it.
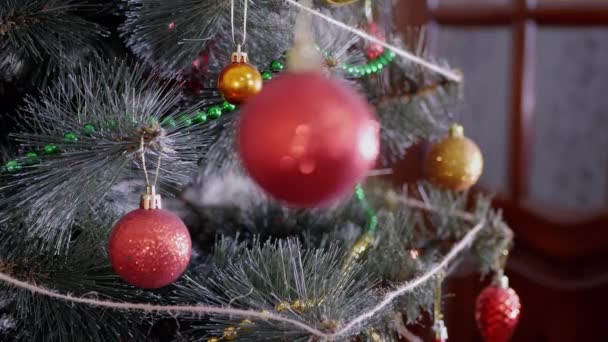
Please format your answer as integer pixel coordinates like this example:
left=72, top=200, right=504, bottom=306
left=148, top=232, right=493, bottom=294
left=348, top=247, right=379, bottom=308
left=476, top=276, right=521, bottom=342
left=183, top=50, right=211, bottom=96
left=238, top=71, right=380, bottom=208
left=364, top=22, right=386, bottom=60
left=109, top=187, right=192, bottom=289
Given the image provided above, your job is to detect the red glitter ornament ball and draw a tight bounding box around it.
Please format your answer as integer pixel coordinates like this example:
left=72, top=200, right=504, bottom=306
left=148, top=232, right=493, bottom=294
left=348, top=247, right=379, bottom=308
left=238, top=71, right=380, bottom=208
left=109, top=208, right=192, bottom=289
left=475, top=278, right=521, bottom=342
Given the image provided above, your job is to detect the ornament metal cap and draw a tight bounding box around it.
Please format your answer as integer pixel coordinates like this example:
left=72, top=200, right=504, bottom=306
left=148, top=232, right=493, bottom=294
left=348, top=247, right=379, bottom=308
left=231, top=45, right=249, bottom=63
left=140, top=186, right=162, bottom=210
left=448, top=124, right=464, bottom=138
left=496, top=275, right=510, bottom=289
left=433, top=319, right=449, bottom=340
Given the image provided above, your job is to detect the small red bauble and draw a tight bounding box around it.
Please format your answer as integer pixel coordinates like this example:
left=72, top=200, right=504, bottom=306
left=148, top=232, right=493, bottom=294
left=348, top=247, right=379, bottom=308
left=109, top=207, right=192, bottom=289
left=476, top=277, right=521, bottom=342
left=238, top=71, right=380, bottom=208
left=364, top=22, right=386, bottom=60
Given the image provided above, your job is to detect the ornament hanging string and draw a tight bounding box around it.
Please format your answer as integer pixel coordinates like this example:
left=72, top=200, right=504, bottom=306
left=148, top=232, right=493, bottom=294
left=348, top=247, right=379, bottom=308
left=140, top=135, right=162, bottom=189
left=230, top=0, right=248, bottom=51
left=433, top=271, right=445, bottom=323
left=283, top=0, right=463, bottom=82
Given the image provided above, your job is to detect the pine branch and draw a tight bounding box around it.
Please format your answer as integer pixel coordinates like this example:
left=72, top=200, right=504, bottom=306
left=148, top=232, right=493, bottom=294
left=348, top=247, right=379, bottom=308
left=0, top=0, right=107, bottom=83
left=0, top=218, right=487, bottom=340
left=0, top=58, right=215, bottom=253
left=0, top=211, right=155, bottom=342
left=365, top=53, right=463, bottom=164
left=0, top=182, right=510, bottom=341
left=121, top=0, right=295, bottom=77
left=173, top=238, right=380, bottom=341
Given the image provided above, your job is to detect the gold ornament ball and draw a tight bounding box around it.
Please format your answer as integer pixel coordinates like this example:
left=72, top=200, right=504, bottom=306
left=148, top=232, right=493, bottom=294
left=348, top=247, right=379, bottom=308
left=218, top=61, right=263, bottom=105
left=424, top=124, right=483, bottom=191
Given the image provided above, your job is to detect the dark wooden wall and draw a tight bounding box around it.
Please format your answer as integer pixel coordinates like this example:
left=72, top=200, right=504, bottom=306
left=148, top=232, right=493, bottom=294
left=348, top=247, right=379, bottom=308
left=395, top=1, right=608, bottom=341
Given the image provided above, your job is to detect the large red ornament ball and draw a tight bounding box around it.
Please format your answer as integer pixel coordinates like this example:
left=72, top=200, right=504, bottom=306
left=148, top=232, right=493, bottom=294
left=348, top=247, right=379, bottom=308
left=475, top=282, right=521, bottom=342
left=109, top=209, right=192, bottom=289
left=238, top=71, right=380, bottom=208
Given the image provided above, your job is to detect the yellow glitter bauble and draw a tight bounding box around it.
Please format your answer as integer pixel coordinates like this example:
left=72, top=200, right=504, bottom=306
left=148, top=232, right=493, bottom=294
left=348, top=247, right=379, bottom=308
left=424, top=124, right=483, bottom=191
left=218, top=51, right=263, bottom=105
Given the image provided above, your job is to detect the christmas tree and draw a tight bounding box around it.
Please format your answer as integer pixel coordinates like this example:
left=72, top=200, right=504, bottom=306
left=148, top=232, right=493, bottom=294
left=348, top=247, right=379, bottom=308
left=0, top=0, right=519, bottom=341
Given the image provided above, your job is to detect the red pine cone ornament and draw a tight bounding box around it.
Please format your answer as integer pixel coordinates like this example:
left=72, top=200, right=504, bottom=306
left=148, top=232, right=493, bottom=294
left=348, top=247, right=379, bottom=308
left=476, top=276, right=521, bottom=342
left=109, top=187, right=192, bottom=289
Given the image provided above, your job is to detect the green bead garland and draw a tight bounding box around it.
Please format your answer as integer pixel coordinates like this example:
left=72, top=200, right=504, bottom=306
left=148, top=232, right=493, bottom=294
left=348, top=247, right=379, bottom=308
left=192, top=111, right=207, bottom=124
left=25, top=151, right=39, bottom=164
left=261, top=71, right=273, bottom=81
left=207, top=106, right=222, bottom=120
left=221, top=101, right=236, bottom=112
left=258, top=57, right=287, bottom=85
left=4, top=160, right=21, bottom=173
left=44, top=144, right=58, bottom=155
left=2, top=58, right=289, bottom=174
left=83, top=123, right=96, bottom=134
left=355, top=184, right=378, bottom=234
left=64, top=132, right=78, bottom=143
left=270, top=60, right=284, bottom=72
left=178, top=115, right=193, bottom=127
left=107, top=119, right=118, bottom=129
left=342, top=49, right=396, bottom=78
left=162, top=117, right=177, bottom=128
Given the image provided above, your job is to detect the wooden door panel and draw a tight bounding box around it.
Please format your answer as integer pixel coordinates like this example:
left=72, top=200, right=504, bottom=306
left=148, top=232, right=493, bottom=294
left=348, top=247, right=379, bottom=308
left=395, top=1, right=608, bottom=340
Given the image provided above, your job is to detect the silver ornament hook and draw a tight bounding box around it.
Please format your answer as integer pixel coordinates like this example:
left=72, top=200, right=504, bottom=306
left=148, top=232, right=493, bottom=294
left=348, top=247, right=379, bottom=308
left=139, top=134, right=163, bottom=209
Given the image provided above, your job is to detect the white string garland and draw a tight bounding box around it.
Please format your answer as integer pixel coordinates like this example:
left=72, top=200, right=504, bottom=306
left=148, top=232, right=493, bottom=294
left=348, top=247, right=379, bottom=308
left=0, top=220, right=485, bottom=339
